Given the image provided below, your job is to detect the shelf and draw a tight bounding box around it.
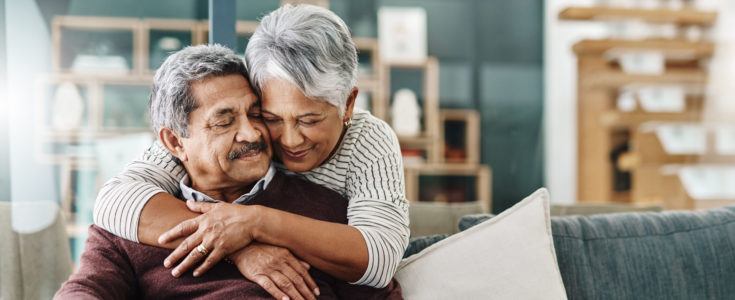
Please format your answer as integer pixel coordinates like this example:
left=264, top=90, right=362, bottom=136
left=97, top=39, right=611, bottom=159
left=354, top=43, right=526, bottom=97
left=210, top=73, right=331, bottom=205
left=440, top=109, right=481, bottom=164
left=398, top=135, right=434, bottom=146
left=583, top=70, right=707, bottom=89
left=599, top=111, right=702, bottom=128
left=42, top=129, right=151, bottom=141
left=405, top=163, right=489, bottom=175
left=631, top=163, right=735, bottom=209
left=559, top=6, right=717, bottom=26
left=404, top=164, right=492, bottom=212
left=39, top=72, right=153, bottom=84
left=53, top=16, right=141, bottom=29
left=573, top=39, right=715, bottom=58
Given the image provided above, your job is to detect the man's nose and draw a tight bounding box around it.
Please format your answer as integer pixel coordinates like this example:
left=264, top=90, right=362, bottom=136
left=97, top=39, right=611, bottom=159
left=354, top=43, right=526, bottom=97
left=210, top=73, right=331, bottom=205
left=235, top=119, right=261, bottom=143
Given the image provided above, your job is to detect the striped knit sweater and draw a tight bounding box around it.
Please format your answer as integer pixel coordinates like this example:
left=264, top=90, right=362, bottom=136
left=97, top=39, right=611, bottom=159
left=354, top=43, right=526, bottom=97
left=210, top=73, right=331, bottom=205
left=92, top=108, right=410, bottom=288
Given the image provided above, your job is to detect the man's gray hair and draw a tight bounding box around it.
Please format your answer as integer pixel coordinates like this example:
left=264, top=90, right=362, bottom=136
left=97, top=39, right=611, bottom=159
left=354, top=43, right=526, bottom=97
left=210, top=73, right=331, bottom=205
left=245, top=4, right=358, bottom=116
left=149, top=44, right=248, bottom=137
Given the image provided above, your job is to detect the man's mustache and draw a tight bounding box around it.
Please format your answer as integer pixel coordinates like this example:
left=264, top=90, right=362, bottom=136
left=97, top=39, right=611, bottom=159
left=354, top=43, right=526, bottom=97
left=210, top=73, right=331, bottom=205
left=228, top=138, right=267, bottom=160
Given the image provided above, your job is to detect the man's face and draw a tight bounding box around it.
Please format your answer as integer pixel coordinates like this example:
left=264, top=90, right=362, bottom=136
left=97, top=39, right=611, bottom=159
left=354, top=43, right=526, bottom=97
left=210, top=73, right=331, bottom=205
left=179, top=74, right=271, bottom=191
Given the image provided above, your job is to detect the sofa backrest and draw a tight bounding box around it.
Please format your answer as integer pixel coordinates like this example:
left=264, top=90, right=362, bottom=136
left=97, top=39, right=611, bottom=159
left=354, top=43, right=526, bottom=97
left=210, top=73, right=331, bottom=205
left=452, top=206, right=735, bottom=299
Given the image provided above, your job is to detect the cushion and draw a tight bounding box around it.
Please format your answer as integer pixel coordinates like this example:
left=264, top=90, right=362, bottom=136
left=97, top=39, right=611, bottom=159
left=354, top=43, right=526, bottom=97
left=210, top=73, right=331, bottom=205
left=395, top=188, right=567, bottom=299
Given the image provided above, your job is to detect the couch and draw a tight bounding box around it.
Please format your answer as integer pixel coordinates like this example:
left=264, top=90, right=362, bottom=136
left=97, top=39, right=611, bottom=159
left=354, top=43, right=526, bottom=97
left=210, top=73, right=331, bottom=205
left=405, top=205, right=735, bottom=299
left=0, top=201, right=73, bottom=300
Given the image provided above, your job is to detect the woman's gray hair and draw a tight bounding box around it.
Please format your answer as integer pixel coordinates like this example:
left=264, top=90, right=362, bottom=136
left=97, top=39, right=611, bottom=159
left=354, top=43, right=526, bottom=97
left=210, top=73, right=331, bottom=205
left=149, top=44, right=248, bottom=137
left=245, top=4, right=358, bottom=116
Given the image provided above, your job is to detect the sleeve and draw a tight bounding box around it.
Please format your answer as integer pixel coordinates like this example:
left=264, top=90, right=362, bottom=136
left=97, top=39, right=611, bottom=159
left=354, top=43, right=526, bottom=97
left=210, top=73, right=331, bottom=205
left=92, top=141, right=186, bottom=242
left=54, top=226, right=139, bottom=300
left=346, top=122, right=410, bottom=288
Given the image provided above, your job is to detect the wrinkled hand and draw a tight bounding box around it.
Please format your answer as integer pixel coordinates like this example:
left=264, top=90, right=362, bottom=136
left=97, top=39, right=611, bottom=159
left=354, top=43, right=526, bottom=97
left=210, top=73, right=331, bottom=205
left=159, top=200, right=260, bottom=277
left=232, top=242, right=320, bottom=300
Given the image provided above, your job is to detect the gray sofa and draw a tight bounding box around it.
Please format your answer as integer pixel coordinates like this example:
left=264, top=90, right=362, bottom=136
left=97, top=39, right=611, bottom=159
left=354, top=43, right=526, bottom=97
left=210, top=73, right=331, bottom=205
left=405, top=205, right=735, bottom=299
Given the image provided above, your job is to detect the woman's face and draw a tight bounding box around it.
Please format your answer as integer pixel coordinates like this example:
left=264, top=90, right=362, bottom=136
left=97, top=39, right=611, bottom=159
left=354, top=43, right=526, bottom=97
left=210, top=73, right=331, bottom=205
left=260, top=79, right=354, bottom=172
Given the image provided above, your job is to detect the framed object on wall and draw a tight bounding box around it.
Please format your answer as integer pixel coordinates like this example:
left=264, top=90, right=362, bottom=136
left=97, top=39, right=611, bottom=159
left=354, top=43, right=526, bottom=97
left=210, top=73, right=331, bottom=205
left=378, top=7, right=427, bottom=65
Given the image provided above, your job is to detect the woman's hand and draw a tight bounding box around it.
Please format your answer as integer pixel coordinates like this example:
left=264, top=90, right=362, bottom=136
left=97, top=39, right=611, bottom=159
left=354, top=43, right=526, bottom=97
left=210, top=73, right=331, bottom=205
left=159, top=200, right=261, bottom=277
left=231, top=242, right=320, bottom=300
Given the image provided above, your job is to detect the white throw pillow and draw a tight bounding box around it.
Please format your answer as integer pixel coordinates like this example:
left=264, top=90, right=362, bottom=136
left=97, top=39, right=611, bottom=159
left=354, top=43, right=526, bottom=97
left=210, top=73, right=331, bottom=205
left=395, top=188, right=567, bottom=299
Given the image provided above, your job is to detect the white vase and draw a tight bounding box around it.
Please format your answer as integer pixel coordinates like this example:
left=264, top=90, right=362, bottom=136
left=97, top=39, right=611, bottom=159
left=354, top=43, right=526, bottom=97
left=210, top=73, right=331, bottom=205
left=391, top=88, right=421, bottom=136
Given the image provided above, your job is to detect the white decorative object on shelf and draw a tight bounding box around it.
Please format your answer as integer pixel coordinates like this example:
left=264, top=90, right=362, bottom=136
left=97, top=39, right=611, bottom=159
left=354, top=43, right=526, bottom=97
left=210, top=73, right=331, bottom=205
left=715, top=126, right=735, bottom=155
left=391, top=88, right=421, bottom=136
left=158, top=37, right=182, bottom=51
left=685, top=26, right=704, bottom=41
left=71, top=55, right=129, bottom=74
left=667, top=0, right=685, bottom=10
left=51, top=81, right=85, bottom=130
left=616, top=88, right=637, bottom=112
left=649, top=123, right=706, bottom=155
left=678, top=165, right=735, bottom=201
left=639, top=0, right=662, bottom=9
left=378, top=7, right=427, bottom=64
left=618, top=51, right=665, bottom=74
left=638, top=86, right=686, bottom=112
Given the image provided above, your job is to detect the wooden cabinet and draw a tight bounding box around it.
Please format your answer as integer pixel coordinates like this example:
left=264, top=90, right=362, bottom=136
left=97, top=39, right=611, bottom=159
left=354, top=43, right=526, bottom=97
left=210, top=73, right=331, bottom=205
left=560, top=4, right=732, bottom=209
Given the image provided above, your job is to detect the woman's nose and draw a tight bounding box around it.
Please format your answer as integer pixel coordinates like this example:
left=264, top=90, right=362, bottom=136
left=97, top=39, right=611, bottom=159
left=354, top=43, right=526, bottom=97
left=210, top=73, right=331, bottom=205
left=280, top=125, right=304, bottom=147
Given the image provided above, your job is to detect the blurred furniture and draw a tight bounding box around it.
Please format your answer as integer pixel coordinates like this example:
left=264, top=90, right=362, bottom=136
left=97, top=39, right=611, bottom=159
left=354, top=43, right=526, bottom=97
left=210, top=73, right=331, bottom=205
left=408, top=199, right=660, bottom=237
left=559, top=4, right=718, bottom=206
left=0, top=202, right=73, bottom=300
left=407, top=203, right=735, bottom=299
left=408, top=201, right=484, bottom=236
left=619, top=122, right=735, bottom=209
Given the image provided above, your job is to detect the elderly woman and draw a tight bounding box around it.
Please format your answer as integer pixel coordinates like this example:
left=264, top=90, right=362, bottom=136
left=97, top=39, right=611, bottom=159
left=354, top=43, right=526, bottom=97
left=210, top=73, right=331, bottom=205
left=93, top=4, right=408, bottom=300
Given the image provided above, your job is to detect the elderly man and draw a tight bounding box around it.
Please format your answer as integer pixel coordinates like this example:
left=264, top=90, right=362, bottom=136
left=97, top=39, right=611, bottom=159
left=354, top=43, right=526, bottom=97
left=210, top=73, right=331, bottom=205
left=55, top=45, right=401, bottom=300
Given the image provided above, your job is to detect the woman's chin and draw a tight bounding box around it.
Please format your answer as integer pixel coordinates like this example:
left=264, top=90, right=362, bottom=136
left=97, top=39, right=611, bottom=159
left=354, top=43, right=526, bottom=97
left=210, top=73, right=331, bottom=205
left=282, top=160, right=315, bottom=173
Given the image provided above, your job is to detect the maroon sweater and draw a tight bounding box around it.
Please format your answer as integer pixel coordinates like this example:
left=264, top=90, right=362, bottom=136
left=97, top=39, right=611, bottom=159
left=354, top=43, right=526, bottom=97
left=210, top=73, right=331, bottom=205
left=56, top=171, right=402, bottom=299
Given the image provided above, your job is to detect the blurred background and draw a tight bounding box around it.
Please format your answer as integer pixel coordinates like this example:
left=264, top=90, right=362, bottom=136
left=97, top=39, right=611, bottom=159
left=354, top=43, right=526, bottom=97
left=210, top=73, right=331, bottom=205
left=1, top=0, right=734, bottom=295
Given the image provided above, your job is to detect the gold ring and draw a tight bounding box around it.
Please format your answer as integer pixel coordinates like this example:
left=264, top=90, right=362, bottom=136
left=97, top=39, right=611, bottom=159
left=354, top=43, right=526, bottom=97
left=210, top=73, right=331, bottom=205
left=195, top=244, right=209, bottom=256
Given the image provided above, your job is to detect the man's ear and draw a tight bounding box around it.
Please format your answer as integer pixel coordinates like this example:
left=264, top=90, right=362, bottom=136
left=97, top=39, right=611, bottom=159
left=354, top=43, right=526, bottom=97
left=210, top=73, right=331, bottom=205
left=159, top=128, right=188, bottom=162
left=343, top=87, right=358, bottom=122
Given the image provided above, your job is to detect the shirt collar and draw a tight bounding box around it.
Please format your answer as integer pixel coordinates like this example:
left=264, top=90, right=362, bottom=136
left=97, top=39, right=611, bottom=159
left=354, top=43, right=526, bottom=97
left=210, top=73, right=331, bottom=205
left=179, top=164, right=276, bottom=205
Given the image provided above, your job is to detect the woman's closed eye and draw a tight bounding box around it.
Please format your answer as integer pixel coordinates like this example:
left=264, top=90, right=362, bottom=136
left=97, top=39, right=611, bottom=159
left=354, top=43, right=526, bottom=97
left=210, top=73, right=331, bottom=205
left=299, top=118, right=323, bottom=126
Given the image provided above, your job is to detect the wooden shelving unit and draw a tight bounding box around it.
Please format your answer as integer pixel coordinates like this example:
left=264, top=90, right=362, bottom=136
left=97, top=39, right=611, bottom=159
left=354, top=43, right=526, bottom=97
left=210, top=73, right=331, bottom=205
left=620, top=123, right=735, bottom=209
left=439, top=109, right=480, bottom=164
left=572, top=38, right=715, bottom=58
left=560, top=4, right=718, bottom=205
left=582, top=70, right=708, bottom=89
left=382, top=57, right=443, bottom=163
left=404, top=164, right=492, bottom=213
left=559, top=6, right=717, bottom=26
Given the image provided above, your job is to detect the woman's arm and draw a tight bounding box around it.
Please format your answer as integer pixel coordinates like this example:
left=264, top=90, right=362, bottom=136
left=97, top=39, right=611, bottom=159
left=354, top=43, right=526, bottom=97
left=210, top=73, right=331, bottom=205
left=343, top=119, right=411, bottom=288
left=93, top=141, right=189, bottom=245
left=160, top=202, right=369, bottom=282
left=251, top=206, right=369, bottom=281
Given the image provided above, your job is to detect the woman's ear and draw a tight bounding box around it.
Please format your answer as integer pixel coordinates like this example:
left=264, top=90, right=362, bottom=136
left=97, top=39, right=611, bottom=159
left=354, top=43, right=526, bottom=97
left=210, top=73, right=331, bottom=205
left=343, top=87, right=359, bottom=122
left=159, top=128, right=188, bottom=162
